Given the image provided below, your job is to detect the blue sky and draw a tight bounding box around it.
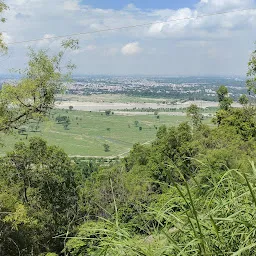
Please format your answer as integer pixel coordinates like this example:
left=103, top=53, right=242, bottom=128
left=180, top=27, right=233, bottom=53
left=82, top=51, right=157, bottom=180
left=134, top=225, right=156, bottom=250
left=1, top=0, right=256, bottom=76
left=81, top=0, right=198, bottom=10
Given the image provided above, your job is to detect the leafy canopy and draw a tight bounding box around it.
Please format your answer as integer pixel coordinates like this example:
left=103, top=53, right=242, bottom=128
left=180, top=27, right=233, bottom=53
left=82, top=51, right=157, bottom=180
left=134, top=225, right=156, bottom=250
left=0, top=39, right=79, bottom=132
left=247, top=43, right=256, bottom=94
left=0, top=1, right=8, bottom=52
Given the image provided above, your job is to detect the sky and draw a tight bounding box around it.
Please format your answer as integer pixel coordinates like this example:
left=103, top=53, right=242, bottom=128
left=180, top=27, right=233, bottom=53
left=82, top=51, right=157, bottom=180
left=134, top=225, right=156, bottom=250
left=1, top=0, right=256, bottom=76
left=80, top=0, right=199, bottom=10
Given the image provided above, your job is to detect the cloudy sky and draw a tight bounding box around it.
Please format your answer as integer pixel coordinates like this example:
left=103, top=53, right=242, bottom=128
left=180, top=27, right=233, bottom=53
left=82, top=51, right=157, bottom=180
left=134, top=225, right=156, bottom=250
left=1, top=0, right=256, bottom=76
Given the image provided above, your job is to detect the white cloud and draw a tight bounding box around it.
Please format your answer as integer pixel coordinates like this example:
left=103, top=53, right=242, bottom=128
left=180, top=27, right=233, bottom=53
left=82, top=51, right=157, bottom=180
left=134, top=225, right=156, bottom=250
left=148, top=8, right=195, bottom=36
left=197, top=0, right=253, bottom=12
left=1, top=0, right=256, bottom=75
left=124, top=3, right=140, bottom=11
left=104, top=47, right=119, bottom=56
left=148, top=1, right=256, bottom=39
left=64, top=0, right=81, bottom=11
left=121, top=42, right=142, bottom=56
left=85, top=45, right=96, bottom=51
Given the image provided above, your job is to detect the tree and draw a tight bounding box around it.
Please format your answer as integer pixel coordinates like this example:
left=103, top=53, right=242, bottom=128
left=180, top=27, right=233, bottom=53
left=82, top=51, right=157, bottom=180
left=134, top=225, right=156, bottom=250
left=103, top=143, right=110, bottom=152
left=214, top=107, right=256, bottom=140
left=0, top=1, right=8, bottom=52
left=187, top=104, right=203, bottom=128
left=0, top=137, right=78, bottom=255
left=247, top=43, right=256, bottom=94
left=105, top=110, right=111, bottom=116
left=216, top=85, right=228, bottom=102
left=0, top=39, right=79, bottom=132
left=239, top=94, right=249, bottom=106
left=69, top=105, right=74, bottom=111
left=216, top=85, right=233, bottom=111
left=63, top=117, right=71, bottom=130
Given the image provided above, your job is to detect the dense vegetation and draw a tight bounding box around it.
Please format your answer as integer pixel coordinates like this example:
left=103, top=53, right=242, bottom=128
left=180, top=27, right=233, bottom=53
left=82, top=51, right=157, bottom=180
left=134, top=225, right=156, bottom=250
left=2, top=2, right=256, bottom=255
left=2, top=88, right=256, bottom=255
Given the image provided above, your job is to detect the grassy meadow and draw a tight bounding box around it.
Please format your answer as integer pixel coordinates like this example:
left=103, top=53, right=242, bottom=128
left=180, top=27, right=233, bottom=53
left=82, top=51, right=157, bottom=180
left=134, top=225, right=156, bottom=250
left=0, top=109, right=192, bottom=157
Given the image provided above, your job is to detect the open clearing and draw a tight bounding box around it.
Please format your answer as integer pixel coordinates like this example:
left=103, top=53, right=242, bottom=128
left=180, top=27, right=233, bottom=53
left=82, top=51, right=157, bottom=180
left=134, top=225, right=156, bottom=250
left=0, top=93, right=217, bottom=157
left=0, top=109, right=195, bottom=157
left=56, top=99, right=221, bottom=111
left=56, top=94, right=240, bottom=112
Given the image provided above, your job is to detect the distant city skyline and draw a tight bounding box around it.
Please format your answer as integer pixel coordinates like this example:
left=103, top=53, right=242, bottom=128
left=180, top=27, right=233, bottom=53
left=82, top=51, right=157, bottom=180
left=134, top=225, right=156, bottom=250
left=1, top=0, right=256, bottom=76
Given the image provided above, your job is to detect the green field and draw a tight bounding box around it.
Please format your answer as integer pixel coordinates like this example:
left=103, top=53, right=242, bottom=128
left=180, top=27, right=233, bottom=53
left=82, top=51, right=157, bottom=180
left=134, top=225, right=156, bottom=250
left=0, top=109, right=196, bottom=157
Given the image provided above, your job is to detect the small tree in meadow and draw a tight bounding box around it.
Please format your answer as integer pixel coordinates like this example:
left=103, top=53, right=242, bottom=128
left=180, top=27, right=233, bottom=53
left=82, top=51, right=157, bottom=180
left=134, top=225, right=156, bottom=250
left=103, top=143, right=110, bottom=152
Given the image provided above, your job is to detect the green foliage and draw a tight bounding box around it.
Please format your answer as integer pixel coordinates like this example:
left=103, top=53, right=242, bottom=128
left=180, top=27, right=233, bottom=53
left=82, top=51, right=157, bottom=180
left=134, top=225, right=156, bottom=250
left=216, top=85, right=228, bottom=102
left=2, top=19, right=256, bottom=256
left=73, top=158, right=99, bottom=181
left=187, top=104, right=203, bottom=128
left=0, top=137, right=78, bottom=255
left=214, top=107, right=256, bottom=140
left=124, top=143, right=151, bottom=171
left=0, top=1, right=8, bottom=52
left=216, top=85, right=233, bottom=111
left=213, top=86, right=256, bottom=141
left=0, top=40, right=78, bottom=133
left=55, top=115, right=71, bottom=129
left=65, top=101, right=256, bottom=255
left=3, top=103, right=256, bottom=255
left=105, top=110, right=111, bottom=116
left=247, top=43, right=256, bottom=94
left=71, top=165, right=256, bottom=255
left=239, top=94, right=249, bottom=106
left=103, top=143, right=110, bottom=152
left=134, top=120, right=139, bottom=127
left=149, top=122, right=197, bottom=183
left=0, top=109, right=188, bottom=157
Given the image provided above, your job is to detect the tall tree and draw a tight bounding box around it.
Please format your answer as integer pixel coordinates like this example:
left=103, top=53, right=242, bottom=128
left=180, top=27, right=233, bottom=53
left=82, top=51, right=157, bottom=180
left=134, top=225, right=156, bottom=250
left=187, top=104, right=203, bottom=128
left=239, top=94, right=249, bottom=106
left=247, top=43, right=256, bottom=94
left=216, top=85, right=233, bottom=111
left=0, top=137, right=78, bottom=255
left=0, top=1, right=8, bottom=52
left=0, top=39, right=79, bottom=132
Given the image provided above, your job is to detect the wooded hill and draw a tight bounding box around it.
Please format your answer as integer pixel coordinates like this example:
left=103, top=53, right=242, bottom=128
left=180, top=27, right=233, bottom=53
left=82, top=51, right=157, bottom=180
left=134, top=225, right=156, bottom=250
left=1, top=1, right=256, bottom=254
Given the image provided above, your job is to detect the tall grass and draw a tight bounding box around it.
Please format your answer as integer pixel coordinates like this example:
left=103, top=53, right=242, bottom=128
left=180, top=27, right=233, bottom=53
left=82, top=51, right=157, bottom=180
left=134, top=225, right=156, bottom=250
left=66, top=162, right=256, bottom=255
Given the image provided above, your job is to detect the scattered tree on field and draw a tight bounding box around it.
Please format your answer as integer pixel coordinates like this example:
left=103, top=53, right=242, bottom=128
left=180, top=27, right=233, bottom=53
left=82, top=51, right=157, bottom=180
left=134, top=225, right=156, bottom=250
left=103, top=143, right=110, bottom=152
left=105, top=110, right=111, bottom=116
